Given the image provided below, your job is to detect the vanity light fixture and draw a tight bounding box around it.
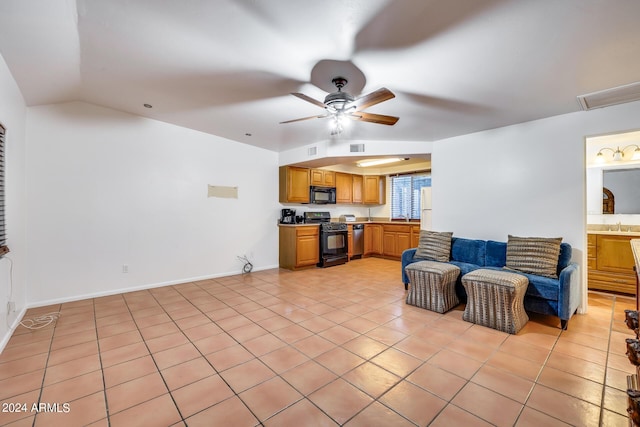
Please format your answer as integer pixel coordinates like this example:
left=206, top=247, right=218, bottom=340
left=596, top=144, right=640, bottom=162
left=356, top=157, right=408, bottom=167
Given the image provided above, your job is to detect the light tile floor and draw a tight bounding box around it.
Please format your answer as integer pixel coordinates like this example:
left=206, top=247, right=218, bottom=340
left=0, top=258, right=636, bottom=426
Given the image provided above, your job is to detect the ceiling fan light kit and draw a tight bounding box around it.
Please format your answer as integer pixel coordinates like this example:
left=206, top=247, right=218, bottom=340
left=280, top=77, right=399, bottom=134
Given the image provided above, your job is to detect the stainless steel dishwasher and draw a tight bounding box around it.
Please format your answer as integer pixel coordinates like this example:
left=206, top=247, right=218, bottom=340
left=352, top=224, right=364, bottom=259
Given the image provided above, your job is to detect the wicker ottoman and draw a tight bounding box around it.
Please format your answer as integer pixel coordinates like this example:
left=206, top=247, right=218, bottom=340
left=461, top=269, right=529, bottom=334
left=405, top=261, right=461, bottom=313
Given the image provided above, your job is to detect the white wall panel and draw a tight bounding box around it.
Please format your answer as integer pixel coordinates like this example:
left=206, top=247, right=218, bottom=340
left=25, top=102, right=279, bottom=305
left=0, top=53, right=28, bottom=350
left=432, top=100, right=640, bottom=312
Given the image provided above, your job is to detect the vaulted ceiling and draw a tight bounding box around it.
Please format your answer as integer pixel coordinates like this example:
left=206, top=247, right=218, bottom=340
left=1, top=0, right=640, bottom=152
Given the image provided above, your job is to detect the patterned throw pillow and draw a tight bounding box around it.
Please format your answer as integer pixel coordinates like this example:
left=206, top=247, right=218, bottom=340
left=505, top=235, right=563, bottom=278
left=414, top=231, right=453, bottom=262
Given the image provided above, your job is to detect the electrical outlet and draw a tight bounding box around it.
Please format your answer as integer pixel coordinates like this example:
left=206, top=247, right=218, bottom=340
left=122, top=264, right=129, bottom=273
left=7, top=301, right=15, bottom=313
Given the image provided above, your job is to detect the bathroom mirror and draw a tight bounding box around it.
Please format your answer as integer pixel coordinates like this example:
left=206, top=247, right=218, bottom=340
left=603, top=168, right=640, bottom=214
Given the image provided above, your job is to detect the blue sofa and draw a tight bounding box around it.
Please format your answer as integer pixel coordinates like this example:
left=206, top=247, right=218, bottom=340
left=401, top=237, right=581, bottom=329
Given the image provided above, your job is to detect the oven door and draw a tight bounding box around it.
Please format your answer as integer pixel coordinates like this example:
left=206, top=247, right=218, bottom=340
left=322, top=231, right=347, bottom=256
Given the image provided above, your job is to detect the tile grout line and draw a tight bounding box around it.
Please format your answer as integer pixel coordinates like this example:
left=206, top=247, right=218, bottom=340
left=598, top=295, right=617, bottom=427
left=30, top=303, right=63, bottom=427
left=172, top=279, right=268, bottom=424
left=120, top=289, right=188, bottom=424
left=511, top=321, right=564, bottom=426
left=93, top=298, right=112, bottom=427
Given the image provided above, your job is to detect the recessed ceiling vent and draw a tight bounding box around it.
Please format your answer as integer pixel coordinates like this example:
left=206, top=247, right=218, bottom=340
left=350, top=143, right=365, bottom=153
left=577, top=81, right=640, bottom=111
left=308, top=146, right=317, bottom=156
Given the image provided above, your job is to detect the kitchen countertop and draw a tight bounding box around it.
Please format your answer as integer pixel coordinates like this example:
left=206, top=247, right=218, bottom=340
left=588, top=230, right=640, bottom=237
left=278, top=220, right=421, bottom=227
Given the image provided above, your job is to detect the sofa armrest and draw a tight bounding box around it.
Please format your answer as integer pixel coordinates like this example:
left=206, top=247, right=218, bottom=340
left=558, top=262, right=581, bottom=323
left=401, top=248, right=418, bottom=285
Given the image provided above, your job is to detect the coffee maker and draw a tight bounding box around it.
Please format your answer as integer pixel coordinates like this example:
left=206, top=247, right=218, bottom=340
left=280, top=208, right=296, bottom=224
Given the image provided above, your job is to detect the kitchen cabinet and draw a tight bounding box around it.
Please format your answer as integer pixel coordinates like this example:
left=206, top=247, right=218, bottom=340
left=335, top=172, right=353, bottom=204
left=382, top=224, right=413, bottom=258
left=364, top=224, right=383, bottom=255
left=352, top=174, right=363, bottom=204
left=279, top=225, right=319, bottom=270
left=279, top=166, right=310, bottom=203
left=588, top=233, right=636, bottom=294
left=411, top=225, right=421, bottom=248
left=310, top=169, right=335, bottom=187
left=363, top=175, right=385, bottom=204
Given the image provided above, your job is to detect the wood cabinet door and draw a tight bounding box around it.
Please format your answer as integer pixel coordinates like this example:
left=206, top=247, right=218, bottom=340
left=363, top=175, right=385, bottom=204
left=311, top=169, right=335, bottom=186
left=364, top=224, right=382, bottom=255
left=381, top=225, right=412, bottom=258
left=364, top=225, right=372, bottom=255
left=335, top=172, right=352, bottom=204
left=296, top=234, right=319, bottom=267
left=596, top=234, right=635, bottom=273
left=323, top=171, right=335, bottom=186
left=347, top=225, right=353, bottom=259
left=352, top=175, right=363, bottom=204
left=310, top=169, right=324, bottom=186
left=397, top=231, right=412, bottom=255
left=363, top=175, right=380, bottom=204
left=383, top=231, right=396, bottom=257
left=370, top=225, right=383, bottom=254
left=280, top=166, right=309, bottom=203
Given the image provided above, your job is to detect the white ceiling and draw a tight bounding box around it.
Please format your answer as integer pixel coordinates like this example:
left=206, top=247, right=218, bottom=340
left=1, top=0, right=640, bottom=153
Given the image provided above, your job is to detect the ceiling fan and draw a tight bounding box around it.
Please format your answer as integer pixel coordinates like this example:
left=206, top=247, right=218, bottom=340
left=280, top=77, right=399, bottom=134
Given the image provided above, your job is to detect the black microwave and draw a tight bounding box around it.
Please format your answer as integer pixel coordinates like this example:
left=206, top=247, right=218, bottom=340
left=309, top=186, right=336, bottom=204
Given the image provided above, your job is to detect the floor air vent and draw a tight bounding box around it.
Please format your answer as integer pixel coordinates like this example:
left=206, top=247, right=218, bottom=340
left=350, top=143, right=365, bottom=153
left=577, top=81, right=640, bottom=111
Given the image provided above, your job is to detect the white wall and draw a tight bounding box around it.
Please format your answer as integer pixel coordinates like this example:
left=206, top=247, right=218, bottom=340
left=0, top=53, right=28, bottom=349
left=432, top=100, right=640, bottom=312
left=25, top=102, right=279, bottom=305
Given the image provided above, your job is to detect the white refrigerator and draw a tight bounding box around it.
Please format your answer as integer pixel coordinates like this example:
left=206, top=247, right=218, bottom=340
left=421, top=187, right=432, bottom=230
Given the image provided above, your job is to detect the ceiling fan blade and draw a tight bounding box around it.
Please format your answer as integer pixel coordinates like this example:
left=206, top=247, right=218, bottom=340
left=280, top=114, right=329, bottom=124
left=351, top=112, right=399, bottom=125
left=291, top=92, right=327, bottom=109
left=352, top=87, right=395, bottom=110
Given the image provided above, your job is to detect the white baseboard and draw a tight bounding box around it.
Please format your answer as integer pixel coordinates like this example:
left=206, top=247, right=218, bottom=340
left=25, top=264, right=280, bottom=310
left=0, top=307, right=27, bottom=354
left=0, top=264, right=279, bottom=355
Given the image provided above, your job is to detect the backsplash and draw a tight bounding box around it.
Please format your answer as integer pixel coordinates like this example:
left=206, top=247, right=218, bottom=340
left=587, top=214, right=640, bottom=227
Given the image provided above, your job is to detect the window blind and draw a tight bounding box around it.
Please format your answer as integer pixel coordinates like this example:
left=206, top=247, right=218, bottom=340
left=0, top=123, right=7, bottom=257
left=390, top=173, right=431, bottom=220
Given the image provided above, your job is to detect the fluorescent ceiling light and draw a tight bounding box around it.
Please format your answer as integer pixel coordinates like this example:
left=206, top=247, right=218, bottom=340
left=357, top=157, right=407, bottom=167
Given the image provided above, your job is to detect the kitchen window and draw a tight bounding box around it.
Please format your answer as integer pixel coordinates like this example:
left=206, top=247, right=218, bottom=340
left=0, top=123, right=7, bottom=256
left=390, top=172, right=431, bottom=220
